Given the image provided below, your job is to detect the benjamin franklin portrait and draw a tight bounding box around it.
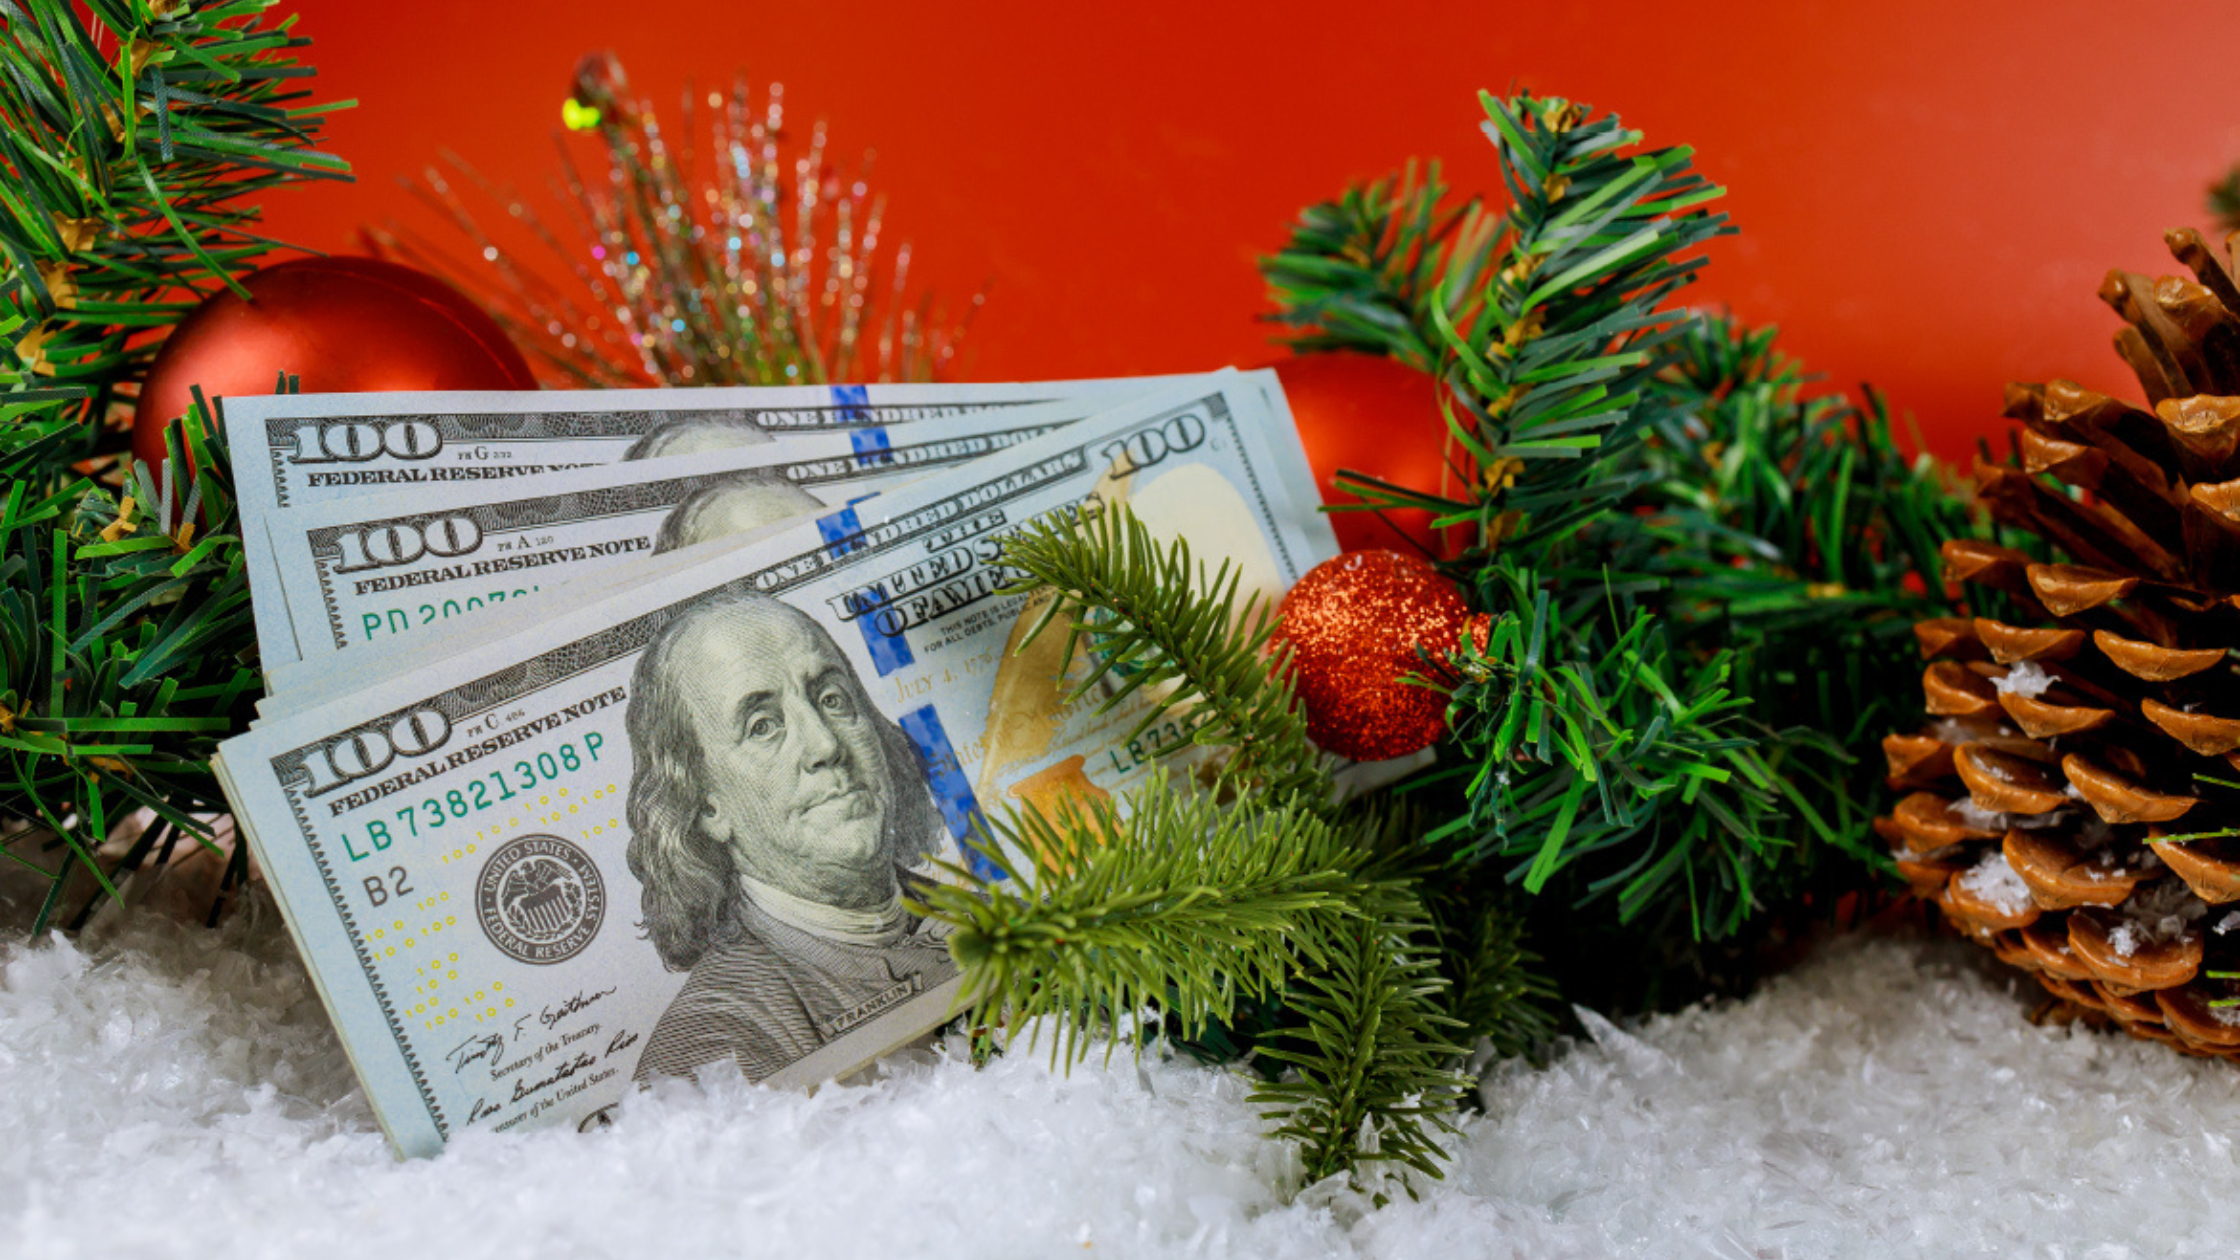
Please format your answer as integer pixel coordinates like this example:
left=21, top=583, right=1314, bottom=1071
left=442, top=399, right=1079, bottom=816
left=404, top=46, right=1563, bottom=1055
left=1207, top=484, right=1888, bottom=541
left=624, top=414, right=776, bottom=462
left=624, top=587, right=958, bottom=1084
left=651, top=469, right=824, bottom=555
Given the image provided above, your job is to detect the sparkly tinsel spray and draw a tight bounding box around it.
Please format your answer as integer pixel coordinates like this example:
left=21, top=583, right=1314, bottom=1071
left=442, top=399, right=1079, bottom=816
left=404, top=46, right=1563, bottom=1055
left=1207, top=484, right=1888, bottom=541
left=369, top=52, right=977, bottom=388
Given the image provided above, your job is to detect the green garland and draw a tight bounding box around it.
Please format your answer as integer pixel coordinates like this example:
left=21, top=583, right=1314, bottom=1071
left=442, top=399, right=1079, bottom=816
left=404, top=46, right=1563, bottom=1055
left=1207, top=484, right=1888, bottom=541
left=928, top=89, right=1990, bottom=1196
left=1, top=1, right=348, bottom=930
left=2, top=0, right=350, bottom=413
left=1262, top=92, right=1993, bottom=1008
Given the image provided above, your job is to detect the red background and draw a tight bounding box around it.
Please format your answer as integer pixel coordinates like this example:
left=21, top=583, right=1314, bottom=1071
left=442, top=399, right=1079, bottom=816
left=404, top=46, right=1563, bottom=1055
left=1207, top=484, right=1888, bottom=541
left=263, top=0, right=2240, bottom=462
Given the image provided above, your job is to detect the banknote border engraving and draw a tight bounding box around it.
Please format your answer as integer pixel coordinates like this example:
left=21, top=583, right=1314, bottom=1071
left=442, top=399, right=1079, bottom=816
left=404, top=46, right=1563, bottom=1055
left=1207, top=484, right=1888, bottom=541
left=260, top=392, right=1271, bottom=1141
left=295, top=426, right=1068, bottom=652
left=282, top=772, right=451, bottom=1135
left=264, top=401, right=1043, bottom=507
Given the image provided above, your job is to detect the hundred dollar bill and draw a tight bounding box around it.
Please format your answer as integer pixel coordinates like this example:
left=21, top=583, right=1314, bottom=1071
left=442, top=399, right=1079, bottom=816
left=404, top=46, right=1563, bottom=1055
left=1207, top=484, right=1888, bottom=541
left=252, top=371, right=1311, bottom=718
left=212, top=370, right=1335, bottom=1157
left=226, top=375, right=1202, bottom=661
left=252, top=400, right=1097, bottom=678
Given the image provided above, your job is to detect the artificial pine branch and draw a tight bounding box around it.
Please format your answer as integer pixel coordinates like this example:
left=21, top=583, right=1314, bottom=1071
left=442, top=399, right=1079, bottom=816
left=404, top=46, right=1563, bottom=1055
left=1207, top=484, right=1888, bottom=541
left=998, top=504, right=1327, bottom=802
left=916, top=774, right=1391, bottom=1067
left=1421, top=880, right=1559, bottom=1059
left=1369, top=93, right=1783, bottom=946
left=950, top=499, right=1564, bottom=1188
left=1336, top=91, right=1735, bottom=561
left=1, top=3, right=345, bottom=929
left=918, top=775, right=1501, bottom=1193
left=1431, top=559, right=1787, bottom=938
left=1257, top=93, right=1989, bottom=986
left=1259, top=161, right=1485, bottom=373
left=1, top=0, right=351, bottom=425
left=1251, top=880, right=1469, bottom=1195
left=1602, top=316, right=2001, bottom=886
left=1, top=395, right=260, bottom=931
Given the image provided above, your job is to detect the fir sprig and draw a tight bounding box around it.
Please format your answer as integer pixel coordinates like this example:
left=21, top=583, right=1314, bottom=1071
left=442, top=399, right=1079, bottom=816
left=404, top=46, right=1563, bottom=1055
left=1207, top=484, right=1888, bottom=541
left=998, top=505, right=1326, bottom=801
left=954, top=497, right=1560, bottom=1190
left=1259, top=161, right=1482, bottom=373
left=1, top=0, right=351, bottom=423
left=1386, top=94, right=1774, bottom=940
left=918, top=776, right=1391, bottom=1067
left=1252, top=880, right=1469, bottom=1193
left=1597, top=315, right=1998, bottom=896
left=1440, top=92, right=1726, bottom=557
left=1, top=2, right=345, bottom=930
left=1260, top=94, right=1990, bottom=992
left=1274, top=91, right=1733, bottom=562
left=918, top=777, right=1502, bottom=1194
left=1429, top=560, right=1788, bottom=937
left=1423, top=879, right=1560, bottom=1059
left=1, top=394, right=259, bottom=931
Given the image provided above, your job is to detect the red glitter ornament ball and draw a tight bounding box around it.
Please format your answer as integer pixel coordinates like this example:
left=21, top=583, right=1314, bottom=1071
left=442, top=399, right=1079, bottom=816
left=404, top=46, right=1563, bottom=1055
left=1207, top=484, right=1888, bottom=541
left=1274, top=549, right=1473, bottom=762
left=131, top=256, right=534, bottom=476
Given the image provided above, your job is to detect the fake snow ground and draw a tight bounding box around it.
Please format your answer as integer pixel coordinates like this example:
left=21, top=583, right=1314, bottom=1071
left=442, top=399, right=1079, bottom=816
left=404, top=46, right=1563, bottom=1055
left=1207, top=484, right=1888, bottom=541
left=6, top=893, right=2239, bottom=1260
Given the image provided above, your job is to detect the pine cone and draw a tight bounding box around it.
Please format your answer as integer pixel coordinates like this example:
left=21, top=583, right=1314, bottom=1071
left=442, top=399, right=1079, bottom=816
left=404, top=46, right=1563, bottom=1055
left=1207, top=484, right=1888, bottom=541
left=1878, top=227, right=2240, bottom=1057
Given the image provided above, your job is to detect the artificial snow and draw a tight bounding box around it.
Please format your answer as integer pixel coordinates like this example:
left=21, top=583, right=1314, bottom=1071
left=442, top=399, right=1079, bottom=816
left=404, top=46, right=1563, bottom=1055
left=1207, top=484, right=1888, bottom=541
left=1951, top=799, right=2067, bottom=833
left=1993, top=660, right=2054, bottom=699
left=7, top=889, right=2240, bottom=1257
left=2114, top=880, right=2208, bottom=951
left=1949, top=799, right=2006, bottom=831
left=1958, top=849, right=2033, bottom=916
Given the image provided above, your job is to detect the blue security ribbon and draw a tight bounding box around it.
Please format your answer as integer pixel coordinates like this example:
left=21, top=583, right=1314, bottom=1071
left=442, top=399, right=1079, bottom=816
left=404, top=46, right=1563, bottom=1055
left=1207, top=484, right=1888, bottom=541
left=848, top=426, right=893, bottom=466
left=817, top=504, right=914, bottom=676
left=830, top=383, right=871, bottom=422
left=815, top=504, right=865, bottom=558
left=897, top=704, right=995, bottom=878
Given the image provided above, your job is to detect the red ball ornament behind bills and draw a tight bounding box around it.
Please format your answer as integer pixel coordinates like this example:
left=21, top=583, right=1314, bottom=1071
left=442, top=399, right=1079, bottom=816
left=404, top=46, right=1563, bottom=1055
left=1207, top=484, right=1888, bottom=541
left=1267, top=353, right=1447, bottom=554
left=131, top=256, right=535, bottom=475
left=1274, top=549, right=1475, bottom=763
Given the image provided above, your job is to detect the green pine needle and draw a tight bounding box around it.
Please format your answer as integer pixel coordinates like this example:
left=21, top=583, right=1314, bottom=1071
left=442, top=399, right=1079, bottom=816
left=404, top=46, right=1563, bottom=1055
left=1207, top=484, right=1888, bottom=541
left=1424, top=882, right=1560, bottom=1059
left=1263, top=90, right=1738, bottom=570
left=998, top=504, right=1327, bottom=802
left=2, top=1, right=345, bottom=929
left=1260, top=160, right=1480, bottom=373
left=1, top=396, right=261, bottom=932
left=1251, top=881, right=1470, bottom=1195
left=1259, top=93, right=1993, bottom=986
left=2, top=0, right=351, bottom=421
left=1433, top=559, right=1785, bottom=939
left=1601, top=314, right=2000, bottom=883
left=916, top=776, right=1509, bottom=1194
left=915, top=774, right=1391, bottom=1068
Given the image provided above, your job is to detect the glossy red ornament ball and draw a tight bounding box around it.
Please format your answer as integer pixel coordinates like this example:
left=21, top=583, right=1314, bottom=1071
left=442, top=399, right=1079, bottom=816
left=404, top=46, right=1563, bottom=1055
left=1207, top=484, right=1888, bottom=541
left=1274, top=549, right=1473, bottom=763
left=131, top=256, right=535, bottom=475
left=1269, top=353, right=1448, bottom=554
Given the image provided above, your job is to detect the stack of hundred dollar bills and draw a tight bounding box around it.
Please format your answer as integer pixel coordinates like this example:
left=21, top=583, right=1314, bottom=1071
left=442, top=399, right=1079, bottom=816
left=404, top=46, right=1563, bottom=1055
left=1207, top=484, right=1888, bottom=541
left=213, top=368, right=1340, bottom=1157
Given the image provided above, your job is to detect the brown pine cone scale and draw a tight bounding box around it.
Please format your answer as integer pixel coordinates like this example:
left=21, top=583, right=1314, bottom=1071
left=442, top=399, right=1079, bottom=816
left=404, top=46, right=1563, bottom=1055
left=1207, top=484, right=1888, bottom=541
left=1878, top=224, right=2240, bottom=1060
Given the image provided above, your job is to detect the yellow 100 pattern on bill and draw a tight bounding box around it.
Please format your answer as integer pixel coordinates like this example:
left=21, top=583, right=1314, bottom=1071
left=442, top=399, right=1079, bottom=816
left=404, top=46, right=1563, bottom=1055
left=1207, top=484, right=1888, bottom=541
left=352, top=773, right=625, bottom=1038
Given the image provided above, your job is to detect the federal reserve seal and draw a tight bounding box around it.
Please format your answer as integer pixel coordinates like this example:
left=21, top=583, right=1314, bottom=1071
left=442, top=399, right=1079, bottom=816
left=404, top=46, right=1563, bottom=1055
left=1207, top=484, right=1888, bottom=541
left=475, top=834, right=605, bottom=964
